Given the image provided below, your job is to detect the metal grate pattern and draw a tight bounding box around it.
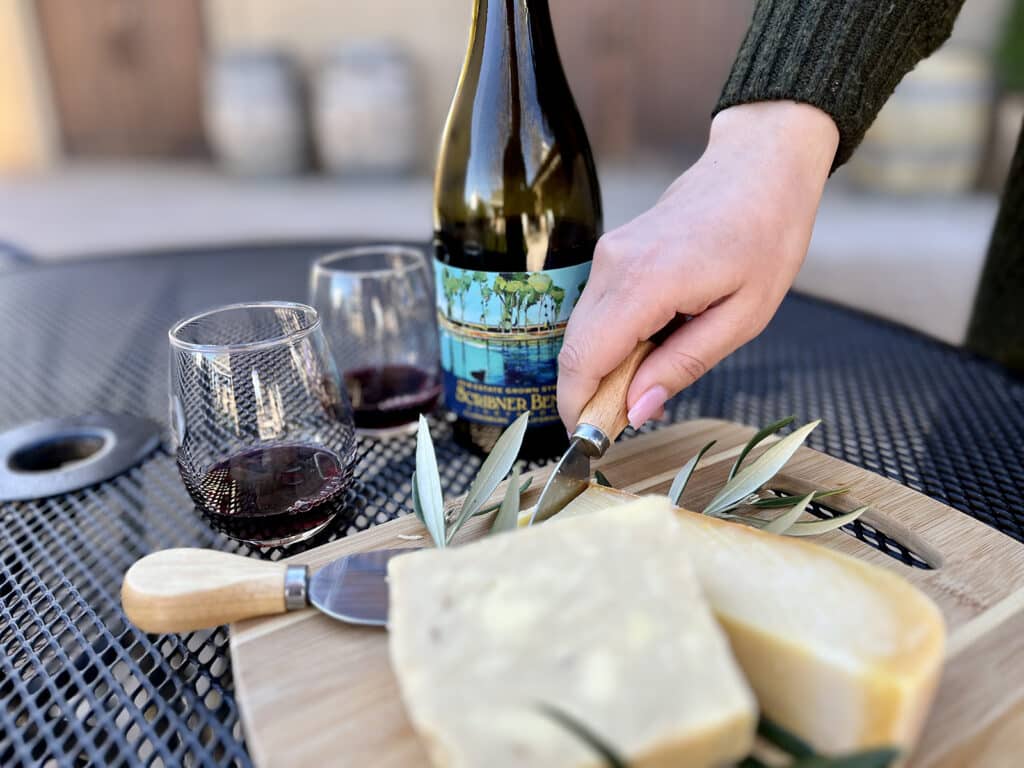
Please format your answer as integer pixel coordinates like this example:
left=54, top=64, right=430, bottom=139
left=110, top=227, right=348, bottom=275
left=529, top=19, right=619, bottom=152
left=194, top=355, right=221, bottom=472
left=1, top=243, right=1023, bottom=766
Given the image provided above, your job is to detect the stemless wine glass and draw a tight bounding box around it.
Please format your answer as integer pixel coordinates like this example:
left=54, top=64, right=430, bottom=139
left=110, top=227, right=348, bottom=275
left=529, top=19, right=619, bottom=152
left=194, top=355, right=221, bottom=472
left=310, top=245, right=440, bottom=438
left=169, top=301, right=358, bottom=546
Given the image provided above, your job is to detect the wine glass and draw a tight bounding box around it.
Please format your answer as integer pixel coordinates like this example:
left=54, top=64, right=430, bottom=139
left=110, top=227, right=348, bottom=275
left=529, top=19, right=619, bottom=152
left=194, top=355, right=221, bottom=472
left=310, top=245, right=441, bottom=438
left=169, top=301, right=358, bottom=546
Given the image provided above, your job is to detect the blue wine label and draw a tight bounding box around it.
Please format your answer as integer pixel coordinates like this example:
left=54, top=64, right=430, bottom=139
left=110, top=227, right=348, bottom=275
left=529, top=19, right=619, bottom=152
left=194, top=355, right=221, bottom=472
left=435, top=261, right=591, bottom=427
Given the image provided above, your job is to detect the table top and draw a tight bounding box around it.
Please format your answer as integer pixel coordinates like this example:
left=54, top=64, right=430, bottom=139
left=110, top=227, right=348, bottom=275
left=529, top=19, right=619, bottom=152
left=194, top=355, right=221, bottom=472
left=1, top=243, right=1022, bottom=767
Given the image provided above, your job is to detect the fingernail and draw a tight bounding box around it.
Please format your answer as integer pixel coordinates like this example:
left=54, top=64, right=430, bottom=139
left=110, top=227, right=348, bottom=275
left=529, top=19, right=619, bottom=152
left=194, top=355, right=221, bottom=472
left=628, top=386, right=668, bottom=430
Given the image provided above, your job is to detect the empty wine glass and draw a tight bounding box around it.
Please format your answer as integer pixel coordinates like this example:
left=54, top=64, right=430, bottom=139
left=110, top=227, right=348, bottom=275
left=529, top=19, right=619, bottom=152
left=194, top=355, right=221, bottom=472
left=310, top=245, right=440, bottom=438
left=169, top=301, right=358, bottom=546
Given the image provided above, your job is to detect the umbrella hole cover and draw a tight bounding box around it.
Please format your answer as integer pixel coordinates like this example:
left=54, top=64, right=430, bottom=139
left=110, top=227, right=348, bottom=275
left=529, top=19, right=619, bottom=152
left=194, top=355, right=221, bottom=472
left=0, top=413, right=162, bottom=502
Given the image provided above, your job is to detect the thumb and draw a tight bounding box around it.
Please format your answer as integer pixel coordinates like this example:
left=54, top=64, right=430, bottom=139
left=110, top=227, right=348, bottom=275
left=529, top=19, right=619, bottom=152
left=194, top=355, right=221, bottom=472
left=557, top=282, right=670, bottom=433
left=625, top=302, right=750, bottom=429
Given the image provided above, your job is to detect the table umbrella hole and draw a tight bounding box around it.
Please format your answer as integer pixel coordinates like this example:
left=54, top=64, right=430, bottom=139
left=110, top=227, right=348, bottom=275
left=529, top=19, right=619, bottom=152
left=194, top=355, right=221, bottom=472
left=8, top=430, right=112, bottom=473
left=0, top=414, right=161, bottom=502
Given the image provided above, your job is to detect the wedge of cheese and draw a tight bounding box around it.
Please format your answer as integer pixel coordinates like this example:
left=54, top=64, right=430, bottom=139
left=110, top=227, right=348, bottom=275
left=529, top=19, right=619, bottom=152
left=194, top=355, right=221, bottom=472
left=558, top=487, right=946, bottom=755
left=387, top=499, right=756, bottom=768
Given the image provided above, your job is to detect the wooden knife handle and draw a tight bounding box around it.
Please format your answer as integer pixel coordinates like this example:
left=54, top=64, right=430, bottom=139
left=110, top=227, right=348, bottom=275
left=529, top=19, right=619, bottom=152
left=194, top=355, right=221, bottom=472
left=122, top=548, right=299, bottom=634
left=576, top=339, right=657, bottom=446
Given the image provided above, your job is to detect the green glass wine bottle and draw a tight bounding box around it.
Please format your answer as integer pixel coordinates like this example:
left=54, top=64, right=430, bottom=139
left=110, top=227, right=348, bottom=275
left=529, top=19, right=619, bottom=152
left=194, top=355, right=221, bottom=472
left=433, top=0, right=602, bottom=459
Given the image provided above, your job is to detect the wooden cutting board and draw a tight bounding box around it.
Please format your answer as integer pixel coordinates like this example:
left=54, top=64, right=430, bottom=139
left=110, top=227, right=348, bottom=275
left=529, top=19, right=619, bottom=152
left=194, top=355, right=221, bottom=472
left=230, top=418, right=1024, bottom=767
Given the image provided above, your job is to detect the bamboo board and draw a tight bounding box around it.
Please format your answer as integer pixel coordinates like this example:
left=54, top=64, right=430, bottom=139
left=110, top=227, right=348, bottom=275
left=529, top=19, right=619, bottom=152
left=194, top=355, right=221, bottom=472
left=230, top=418, right=1024, bottom=767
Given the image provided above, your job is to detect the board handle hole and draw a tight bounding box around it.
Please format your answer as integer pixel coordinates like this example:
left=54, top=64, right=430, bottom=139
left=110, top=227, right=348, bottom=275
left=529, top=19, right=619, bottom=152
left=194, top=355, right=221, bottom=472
left=767, top=489, right=935, bottom=570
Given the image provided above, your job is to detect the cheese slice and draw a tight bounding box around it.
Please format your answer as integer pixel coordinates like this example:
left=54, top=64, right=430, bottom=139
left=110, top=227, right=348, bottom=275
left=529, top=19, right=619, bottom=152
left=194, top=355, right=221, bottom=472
left=558, top=487, right=946, bottom=755
left=387, top=499, right=756, bottom=768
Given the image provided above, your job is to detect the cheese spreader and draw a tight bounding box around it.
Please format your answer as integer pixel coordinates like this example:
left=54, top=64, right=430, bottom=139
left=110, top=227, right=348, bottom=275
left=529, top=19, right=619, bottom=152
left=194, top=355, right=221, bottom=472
left=121, top=547, right=413, bottom=633
left=533, top=318, right=683, bottom=522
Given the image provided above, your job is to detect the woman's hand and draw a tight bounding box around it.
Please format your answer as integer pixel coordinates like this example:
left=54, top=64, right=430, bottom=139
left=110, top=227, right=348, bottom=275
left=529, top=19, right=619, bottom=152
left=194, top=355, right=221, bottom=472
left=557, top=101, right=839, bottom=433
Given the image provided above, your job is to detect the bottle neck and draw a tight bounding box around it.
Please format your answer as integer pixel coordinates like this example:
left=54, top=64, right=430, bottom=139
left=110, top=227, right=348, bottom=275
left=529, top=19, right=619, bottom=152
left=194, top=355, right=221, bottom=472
left=468, top=0, right=560, bottom=75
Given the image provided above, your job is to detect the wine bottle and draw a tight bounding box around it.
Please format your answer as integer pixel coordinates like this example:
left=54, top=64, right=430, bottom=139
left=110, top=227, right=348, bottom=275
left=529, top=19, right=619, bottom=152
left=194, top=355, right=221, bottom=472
left=433, top=0, right=602, bottom=458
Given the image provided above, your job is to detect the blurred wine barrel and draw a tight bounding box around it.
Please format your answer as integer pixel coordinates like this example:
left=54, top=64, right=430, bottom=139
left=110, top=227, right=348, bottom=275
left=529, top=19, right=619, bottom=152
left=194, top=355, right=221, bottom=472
left=204, top=49, right=307, bottom=176
left=313, top=42, right=417, bottom=176
left=846, top=47, right=992, bottom=195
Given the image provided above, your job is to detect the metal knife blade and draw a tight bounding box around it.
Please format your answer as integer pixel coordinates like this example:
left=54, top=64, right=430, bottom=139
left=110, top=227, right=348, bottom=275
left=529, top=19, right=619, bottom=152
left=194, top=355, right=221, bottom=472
left=308, top=548, right=413, bottom=627
left=533, top=437, right=594, bottom=523
left=533, top=323, right=685, bottom=521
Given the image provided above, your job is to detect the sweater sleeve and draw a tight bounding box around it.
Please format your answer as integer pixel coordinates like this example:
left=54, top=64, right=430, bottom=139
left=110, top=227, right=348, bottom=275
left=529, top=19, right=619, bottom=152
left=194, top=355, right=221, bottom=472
left=715, top=0, right=967, bottom=170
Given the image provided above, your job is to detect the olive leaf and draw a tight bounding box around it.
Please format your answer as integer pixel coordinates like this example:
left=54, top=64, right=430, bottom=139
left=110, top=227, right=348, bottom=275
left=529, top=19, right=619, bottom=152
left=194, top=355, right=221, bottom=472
left=537, top=704, right=628, bottom=768
left=473, top=477, right=532, bottom=516
left=728, top=416, right=796, bottom=480
left=717, top=502, right=867, bottom=539
left=756, top=717, right=898, bottom=766
left=447, top=411, right=530, bottom=543
left=762, top=492, right=815, bottom=535
left=667, top=440, right=716, bottom=505
left=540, top=709, right=897, bottom=768
left=784, top=506, right=869, bottom=536
left=489, top=468, right=522, bottom=536
left=704, top=421, right=820, bottom=517
left=757, top=717, right=815, bottom=757
left=415, top=416, right=446, bottom=548
left=718, top=512, right=772, bottom=528
left=412, top=413, right=531, bottom=547
left=788, top=750, right=899, bottom=768
left=751, top=488, right=849, bottom=509
left=410, top=471, right=424, bottom=525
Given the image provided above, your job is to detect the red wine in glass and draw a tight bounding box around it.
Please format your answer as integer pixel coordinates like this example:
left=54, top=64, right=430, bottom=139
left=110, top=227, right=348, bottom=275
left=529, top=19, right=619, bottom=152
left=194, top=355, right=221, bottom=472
left=344, top=364, right=440, bottom=433
left=181, top=443, right=350, bottom=545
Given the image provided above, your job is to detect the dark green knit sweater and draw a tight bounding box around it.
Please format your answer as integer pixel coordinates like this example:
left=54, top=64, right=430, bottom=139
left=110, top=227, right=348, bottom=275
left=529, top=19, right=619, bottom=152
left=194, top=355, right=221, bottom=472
left=715, top=0, right=1024, bottom=373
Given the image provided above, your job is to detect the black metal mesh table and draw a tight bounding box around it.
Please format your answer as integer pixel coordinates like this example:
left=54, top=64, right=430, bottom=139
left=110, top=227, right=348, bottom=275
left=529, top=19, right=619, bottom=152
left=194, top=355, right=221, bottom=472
left=2, top=243, right=1022, bottom=767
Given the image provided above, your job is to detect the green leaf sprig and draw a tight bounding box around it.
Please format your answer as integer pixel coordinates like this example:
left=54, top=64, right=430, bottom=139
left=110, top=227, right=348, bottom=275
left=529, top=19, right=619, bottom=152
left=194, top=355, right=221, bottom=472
left=414, top=417, right=446, bottom=548
left=750, top=488, right=849, bottom=509
left=761, top=492, right=815, bottom=534
left=704, top=420, right=821, bottom=516
left=744, top=718, right=899, bottom=768
left=727, top=416, right=795, bottom=481
left=489, top=467, right=522, bottom=535
left=472, top=477, right=532, bottom=517
left=539, top=707, right=899, bottom=768
left=412, top=412, right=531, bottom=547
left=536, top=705, right=628, bottom=768
left=666, top=417, right=869, bottom=537
left=667, top=439, right=716, bottom=505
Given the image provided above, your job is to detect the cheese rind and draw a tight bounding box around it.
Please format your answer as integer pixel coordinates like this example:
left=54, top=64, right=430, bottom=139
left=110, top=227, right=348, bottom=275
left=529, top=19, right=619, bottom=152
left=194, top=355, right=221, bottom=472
left=558, top=487, right=947, bottom=754
left=387, top=500, right=757, bottom=768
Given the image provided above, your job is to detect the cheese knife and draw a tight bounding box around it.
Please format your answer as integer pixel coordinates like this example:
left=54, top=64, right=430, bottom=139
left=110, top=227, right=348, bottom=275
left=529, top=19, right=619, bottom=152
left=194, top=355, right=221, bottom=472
left=533, top=318, right=684, bottom=523
left=121, top=547, right=413, bottom=633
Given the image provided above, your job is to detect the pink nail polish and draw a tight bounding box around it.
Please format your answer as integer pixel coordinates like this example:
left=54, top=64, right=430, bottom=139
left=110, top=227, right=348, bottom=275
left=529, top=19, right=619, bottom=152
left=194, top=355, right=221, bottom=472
left=628, top=386, right=668, bottom=430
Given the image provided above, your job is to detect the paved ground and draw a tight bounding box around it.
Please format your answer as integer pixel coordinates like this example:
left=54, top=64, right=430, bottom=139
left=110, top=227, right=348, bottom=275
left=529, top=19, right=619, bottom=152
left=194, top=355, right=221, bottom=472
left=0, top=160, right=999, bottom=345
left=803, top=187, right=997, bottom=346
left=0, top=160, right=681, bottom=258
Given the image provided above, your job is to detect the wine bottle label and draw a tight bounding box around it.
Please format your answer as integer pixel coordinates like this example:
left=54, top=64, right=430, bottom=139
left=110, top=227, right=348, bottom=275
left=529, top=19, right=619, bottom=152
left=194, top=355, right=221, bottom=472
left=435, top=261, right=591, bottom=427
